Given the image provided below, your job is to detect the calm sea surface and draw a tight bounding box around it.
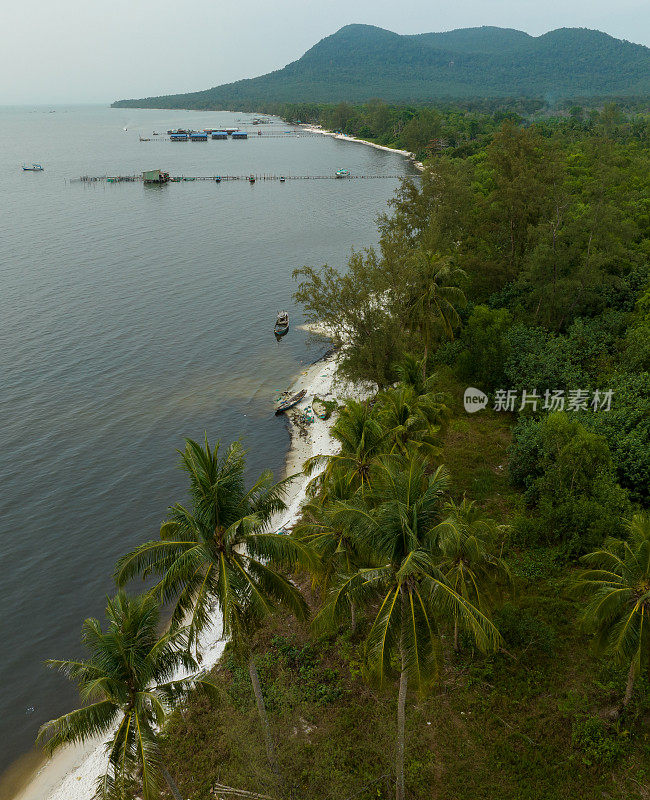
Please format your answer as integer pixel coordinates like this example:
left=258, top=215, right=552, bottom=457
left=0, top=105, right=414, bottom=774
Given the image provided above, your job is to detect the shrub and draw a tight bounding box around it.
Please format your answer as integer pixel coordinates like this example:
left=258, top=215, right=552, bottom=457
left=571, top=716, right=626, bottom=767
left=509, top=413, right=629, bottom=555
left=493, top=603, right=556, bottom=656
left=576, top=371, right=650, bottom=504
left=456, top=305, right=513, bottom=391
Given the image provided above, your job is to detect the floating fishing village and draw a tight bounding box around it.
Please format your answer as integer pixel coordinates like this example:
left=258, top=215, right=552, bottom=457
left=74, top=170, right=399, bottom=183
left=66, top=125, right=398, bottom=184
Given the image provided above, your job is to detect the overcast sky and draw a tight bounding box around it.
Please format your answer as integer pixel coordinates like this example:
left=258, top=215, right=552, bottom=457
left=1, top=0, right=648, bottom=104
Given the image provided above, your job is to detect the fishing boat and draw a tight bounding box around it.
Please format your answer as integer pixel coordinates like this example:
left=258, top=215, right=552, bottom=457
left=275, top=389, right=306, bottom=415
left=274, top=311, right=289, bottom=336
left=312, top=398, right=328, bottom=420
left=335, top=169, right=350, bottom=178
left=22, top=163, right=44, bottom=171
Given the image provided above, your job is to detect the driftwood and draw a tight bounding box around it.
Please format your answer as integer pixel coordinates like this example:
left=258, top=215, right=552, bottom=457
left=210, top=784, right=275, bottom=800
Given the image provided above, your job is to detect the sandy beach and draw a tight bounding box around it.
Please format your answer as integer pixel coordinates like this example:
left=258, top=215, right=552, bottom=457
left=300, top=124, right=425, bottom=172
left=12, top=343, right=367, bottom=800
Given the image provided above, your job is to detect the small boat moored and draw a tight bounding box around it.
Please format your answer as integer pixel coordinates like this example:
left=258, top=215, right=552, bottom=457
left=249, top=175, right=256, bottom=184
left=22, top=163, right=44, bottom=171
left=335, top=169, right=350, bottom=178
left=274, top=311, right=289, bottom=337
left=275, top=389, right=306, bottom=415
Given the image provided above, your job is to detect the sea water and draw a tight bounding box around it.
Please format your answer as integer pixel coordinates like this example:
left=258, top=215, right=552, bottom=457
left=0, top=105, right=414, bottom=776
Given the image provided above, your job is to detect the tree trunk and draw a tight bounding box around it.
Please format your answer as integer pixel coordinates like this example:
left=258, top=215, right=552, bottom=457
left=162, top=766, right=184, bottom=800
left=350, top=600, right=357, bottom=634
left=622, top=661, right=636, bottom=710
left=453, top=619, right=459, bottom=653
left=396, top=588, right=408, bottom=800
left=249, top=654, right=283, bottom=789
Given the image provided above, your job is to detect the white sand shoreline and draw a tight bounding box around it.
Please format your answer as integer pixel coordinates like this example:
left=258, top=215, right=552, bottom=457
left=11, top=344, right=364, bottom=800
left=300, top=124, right=425, bottom=172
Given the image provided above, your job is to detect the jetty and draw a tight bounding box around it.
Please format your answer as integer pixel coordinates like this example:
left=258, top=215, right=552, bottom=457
left=73, top=173, right=406, bottom=183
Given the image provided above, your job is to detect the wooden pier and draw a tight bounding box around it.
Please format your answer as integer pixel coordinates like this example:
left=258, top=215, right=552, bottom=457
left=73, top=173, right=407, bottom=183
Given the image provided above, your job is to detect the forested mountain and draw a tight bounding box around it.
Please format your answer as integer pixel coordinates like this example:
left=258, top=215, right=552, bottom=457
left=112, top=24, right=650, bottom=109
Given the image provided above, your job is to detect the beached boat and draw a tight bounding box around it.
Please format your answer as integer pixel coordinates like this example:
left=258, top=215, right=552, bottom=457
left=275, top=389, right=306, bottom=415
left=274, top=311, right=289, bottom=337
left=312, top=398, right=328, bottom=419
left=335, top=169, right=350, bottom=178
left=22, top=163, right=43, bottom=171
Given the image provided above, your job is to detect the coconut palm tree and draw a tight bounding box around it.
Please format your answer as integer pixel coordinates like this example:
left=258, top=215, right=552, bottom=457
left=304, top=398, right=389, bottom=497
left=114, top=438, right=312, bottom=786
left=394, top=353, right=440, bottom=397
left=293, top=474, right=364, bottom=632
left=404, top=251, right=466, bottom=378
left=37, top=591, right=215, bottom=800
left=315, top=456, right=501, bottom=800
left=436, top=498, right=510, bottom=651
left=574, top=512, right=650, bottom=712
left=376, top=384, right=449, bottom=458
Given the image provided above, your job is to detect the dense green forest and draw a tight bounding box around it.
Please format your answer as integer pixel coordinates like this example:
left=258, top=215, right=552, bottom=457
left=260, top=97, right=650, bottom=161
left=37, top=111, right=650, bottom=800
left=112, top=24, right=650, bottom=109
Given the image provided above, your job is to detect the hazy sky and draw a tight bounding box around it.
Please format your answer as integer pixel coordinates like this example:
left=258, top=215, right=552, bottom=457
left=1, top=0, right=648, bottom=104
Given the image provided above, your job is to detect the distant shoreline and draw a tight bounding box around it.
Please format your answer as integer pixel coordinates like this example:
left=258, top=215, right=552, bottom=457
left=107, top=104, right=425, bottom=172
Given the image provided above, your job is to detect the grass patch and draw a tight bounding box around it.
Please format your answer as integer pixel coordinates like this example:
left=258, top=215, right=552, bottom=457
left=441, top=404, right=521, bottom=523
left=162, top=578, right=649, bottom=800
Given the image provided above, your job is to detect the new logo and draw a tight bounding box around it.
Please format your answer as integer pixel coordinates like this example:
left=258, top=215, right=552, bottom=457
left=464, top=387, right=488, bottom=413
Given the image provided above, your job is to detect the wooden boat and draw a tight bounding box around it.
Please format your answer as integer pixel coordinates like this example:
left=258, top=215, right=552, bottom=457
left=274, top=311, right=289, bottom=336
left=275, top=389, right=306, bottom=415
left=22, top=163, right=43, bottom=171
left=312, top=399, right=328, bottom=419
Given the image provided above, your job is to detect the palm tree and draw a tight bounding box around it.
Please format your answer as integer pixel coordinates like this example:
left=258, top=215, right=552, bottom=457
left=376, top=384, right=449, bottom=458
left=404, top=250, right=466, bottom=378
left=316, top=456, right=501, bottom=800
left=304, top=398, right=389, bottom=497
left=574, top=512, right=650, bottom=712
left=37, top=591, right=215, bottom=800
left=115, top=438, right=312, bottom=785
left=394, top=353, right=440, bottom=397
left=436, top=498, right=510, bottom=651
left=293, top=476, right=364, bottom=632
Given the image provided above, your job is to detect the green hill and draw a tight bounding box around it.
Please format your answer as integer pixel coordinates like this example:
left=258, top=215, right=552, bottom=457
left=112, top=24, right=650, bottom=108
